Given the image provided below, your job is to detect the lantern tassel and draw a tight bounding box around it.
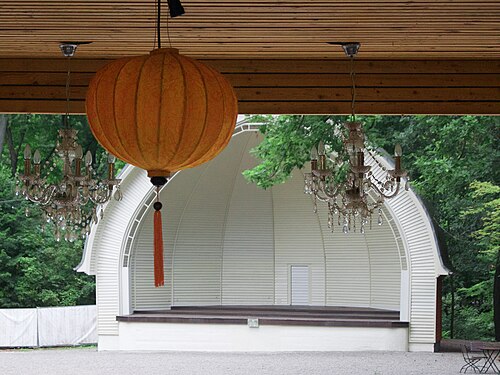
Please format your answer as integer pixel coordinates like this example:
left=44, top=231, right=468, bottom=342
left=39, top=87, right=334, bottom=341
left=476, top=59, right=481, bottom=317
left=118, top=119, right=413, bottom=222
left=154, top=205, right=164, bottom=287
left=150, top=176, right=169, bottom=288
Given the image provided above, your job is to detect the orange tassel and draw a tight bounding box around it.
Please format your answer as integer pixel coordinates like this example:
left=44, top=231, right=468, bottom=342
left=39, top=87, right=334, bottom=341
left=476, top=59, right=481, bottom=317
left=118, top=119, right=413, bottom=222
left=154, top=209, right=164, bottom=287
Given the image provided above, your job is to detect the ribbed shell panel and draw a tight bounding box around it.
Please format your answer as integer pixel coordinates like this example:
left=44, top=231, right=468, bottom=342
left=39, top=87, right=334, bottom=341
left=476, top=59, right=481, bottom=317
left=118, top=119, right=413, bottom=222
left=221, top=134, right=275, bottom=305
left=272, top=170, right=326, bottom=306
left=170, top=137, right=247, bottom=306
left=95, top=166, right=152, bottom=335
left=366, top=151, right=439, bottom=345
left=317, top=201, right=370, bottom=307
left=364, top=207, right=402, bottom=310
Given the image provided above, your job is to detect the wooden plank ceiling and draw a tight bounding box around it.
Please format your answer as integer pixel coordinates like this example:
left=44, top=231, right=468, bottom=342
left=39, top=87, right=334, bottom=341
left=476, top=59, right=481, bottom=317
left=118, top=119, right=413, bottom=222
left=0, top=0, right=499, bottom=115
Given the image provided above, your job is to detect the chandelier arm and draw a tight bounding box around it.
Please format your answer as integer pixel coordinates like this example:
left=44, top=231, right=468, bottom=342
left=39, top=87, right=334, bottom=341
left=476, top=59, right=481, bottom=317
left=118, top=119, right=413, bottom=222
left=313, top=191, right=332, bottom=203
left=317, top=179, right=340, bottom=199
left=88, top=188, right=113, bottom=205
left=370, top=181, right=401, bottom=199
left=26, top=184, right=57, bottom=206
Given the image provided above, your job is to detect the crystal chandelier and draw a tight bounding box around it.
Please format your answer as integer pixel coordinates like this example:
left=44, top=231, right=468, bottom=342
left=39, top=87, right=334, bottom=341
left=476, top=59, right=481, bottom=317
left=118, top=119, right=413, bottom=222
left=16, top=43, right=122, bottom=242
left=304, top=43, right=409, bottom=234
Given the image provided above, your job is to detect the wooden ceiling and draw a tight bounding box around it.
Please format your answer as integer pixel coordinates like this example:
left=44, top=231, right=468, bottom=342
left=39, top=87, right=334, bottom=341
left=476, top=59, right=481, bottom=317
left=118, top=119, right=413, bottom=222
left=1, top=0, right=499, bottom=59
left=0, top=0, right=499, bottom=115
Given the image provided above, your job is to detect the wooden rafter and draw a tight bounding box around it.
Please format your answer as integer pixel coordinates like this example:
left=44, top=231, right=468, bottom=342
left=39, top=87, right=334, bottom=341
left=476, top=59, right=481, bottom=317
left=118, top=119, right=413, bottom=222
left=0, top=58, right=498, bottom=115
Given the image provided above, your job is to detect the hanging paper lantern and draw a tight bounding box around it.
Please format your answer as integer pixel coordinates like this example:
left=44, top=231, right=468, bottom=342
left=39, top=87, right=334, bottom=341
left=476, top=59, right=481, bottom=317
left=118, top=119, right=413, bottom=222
left=86, top=48, right=238, bottom=287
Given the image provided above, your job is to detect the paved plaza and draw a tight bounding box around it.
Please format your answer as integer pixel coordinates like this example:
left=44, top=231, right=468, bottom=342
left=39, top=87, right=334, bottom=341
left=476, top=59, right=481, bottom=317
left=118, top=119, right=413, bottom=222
left=0, top=348, right=467, bottom=375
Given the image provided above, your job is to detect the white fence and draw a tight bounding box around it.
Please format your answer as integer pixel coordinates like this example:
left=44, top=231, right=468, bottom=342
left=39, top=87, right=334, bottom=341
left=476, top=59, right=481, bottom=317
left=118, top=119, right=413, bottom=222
left=0, top=305, right=97, bottom=347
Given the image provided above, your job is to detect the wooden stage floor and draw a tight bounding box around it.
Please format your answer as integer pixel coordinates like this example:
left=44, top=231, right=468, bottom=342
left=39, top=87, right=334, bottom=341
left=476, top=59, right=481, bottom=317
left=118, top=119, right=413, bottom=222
left=117, top=306, right=408, bottom=328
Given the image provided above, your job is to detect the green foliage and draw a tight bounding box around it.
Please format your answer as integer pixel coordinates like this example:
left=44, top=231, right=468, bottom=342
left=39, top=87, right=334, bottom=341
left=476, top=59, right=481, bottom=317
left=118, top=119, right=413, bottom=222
left=244, top=114, right=500, bottom=340
left=464, top=181, right=500, bottom=257
left=0, top=115, right=97, bottom=308
left=242, top=115, right=347, bottom=189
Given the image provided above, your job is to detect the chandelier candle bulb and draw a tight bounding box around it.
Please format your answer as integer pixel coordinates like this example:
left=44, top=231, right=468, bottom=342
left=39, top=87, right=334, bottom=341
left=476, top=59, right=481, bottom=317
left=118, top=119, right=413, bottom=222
left=318, top=141, right=325, bottom=156
left=33, top=150, right=41, bottom=164
left=85, top=151, right=92, bottom=176
left=33, top=150, right=41, bottom=176
left=23, top=144, right=31, bottom=176
left=310, top=146, right=318, bottom=160
left=394, top=144, right=403, bottom=157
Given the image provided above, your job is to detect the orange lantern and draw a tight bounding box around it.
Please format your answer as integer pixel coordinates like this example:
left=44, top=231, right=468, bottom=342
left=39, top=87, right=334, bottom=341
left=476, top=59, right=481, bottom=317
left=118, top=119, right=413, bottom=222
left=86, top=48, right=238, bottom=287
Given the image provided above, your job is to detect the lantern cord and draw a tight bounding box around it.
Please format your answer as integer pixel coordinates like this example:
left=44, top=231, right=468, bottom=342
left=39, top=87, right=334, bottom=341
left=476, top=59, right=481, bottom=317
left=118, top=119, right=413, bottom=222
left=166, top=10, right=173, bottom=48
left=153, top=0, right=157, bottom=49
left=156, top=0, right=181, bottom=50
left=157, top=0, right=162, bottom=49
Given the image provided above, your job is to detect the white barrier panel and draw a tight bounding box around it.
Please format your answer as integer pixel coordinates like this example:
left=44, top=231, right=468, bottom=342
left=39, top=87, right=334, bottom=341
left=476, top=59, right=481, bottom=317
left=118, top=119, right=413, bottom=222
left=0, top=308, right=38, bottom=347
left=37, top=305, right=97, bottom=347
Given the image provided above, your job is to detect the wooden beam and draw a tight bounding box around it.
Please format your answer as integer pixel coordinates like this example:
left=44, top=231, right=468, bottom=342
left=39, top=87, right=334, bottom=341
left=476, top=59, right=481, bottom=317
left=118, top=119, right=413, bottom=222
left=0, top=58, right=498, bottom=115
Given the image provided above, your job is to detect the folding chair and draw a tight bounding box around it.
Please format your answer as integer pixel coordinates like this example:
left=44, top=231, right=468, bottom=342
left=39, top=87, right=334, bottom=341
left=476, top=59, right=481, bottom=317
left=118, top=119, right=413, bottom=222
left=460, top=343, right=486, bottom=373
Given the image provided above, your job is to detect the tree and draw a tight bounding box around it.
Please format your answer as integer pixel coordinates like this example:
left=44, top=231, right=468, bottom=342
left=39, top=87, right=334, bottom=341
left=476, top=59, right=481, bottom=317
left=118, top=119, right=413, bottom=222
left=462, top=182, right=500, bottom=340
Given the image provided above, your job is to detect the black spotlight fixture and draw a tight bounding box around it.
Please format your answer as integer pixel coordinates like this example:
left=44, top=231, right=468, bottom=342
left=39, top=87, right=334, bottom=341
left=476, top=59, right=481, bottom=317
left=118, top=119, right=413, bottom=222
left=167, top=0, right=185, bottom=18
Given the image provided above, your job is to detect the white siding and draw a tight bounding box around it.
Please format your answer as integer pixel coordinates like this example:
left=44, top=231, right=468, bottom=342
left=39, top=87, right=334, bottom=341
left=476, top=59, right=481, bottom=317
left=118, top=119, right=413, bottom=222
left=129, top=138, right=404, bottom=312
left=94, top=166, right=153, bottom=334
left=315, top=196, right=371, bottom=308
left=365, top=151, right=442, bottom=346
left=170, top=137, right=246, bottom=306
left=221, top=135, right=275, bottom=305
left=364, top=205, right=402, bottom=310
left=272, top=170, right=326, bottom=306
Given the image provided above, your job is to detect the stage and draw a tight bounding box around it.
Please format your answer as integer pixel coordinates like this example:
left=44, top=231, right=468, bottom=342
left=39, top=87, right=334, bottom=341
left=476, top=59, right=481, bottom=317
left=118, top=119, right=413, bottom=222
left=100, top=306, right=409, bottom=352
left=117, top=305, right=406, bottom=328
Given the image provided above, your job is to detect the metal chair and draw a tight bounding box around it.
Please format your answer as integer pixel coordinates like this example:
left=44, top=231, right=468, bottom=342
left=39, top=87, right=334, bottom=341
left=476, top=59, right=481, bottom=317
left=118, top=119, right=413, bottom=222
left=460, top=343, right=486, bottom=373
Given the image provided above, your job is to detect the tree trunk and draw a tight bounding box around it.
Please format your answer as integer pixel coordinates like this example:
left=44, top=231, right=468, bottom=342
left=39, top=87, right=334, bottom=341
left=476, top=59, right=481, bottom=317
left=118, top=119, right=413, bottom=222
left=5, top=125, right=18, bottom=176
left=5, top=122, right=28, bottom=176
left=0, top=114, right=7, bottom=157
left=494, top=249, right=500, bottom=341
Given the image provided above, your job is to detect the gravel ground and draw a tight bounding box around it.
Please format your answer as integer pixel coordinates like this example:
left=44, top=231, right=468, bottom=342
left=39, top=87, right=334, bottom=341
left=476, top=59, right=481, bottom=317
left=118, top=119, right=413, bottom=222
left=0, top=348, right=467, bottom=375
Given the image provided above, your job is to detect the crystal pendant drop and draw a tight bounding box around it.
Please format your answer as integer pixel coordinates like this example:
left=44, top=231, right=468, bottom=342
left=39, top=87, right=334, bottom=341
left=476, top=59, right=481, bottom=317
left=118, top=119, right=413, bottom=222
left=114, top=187, right=123, bottom=201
